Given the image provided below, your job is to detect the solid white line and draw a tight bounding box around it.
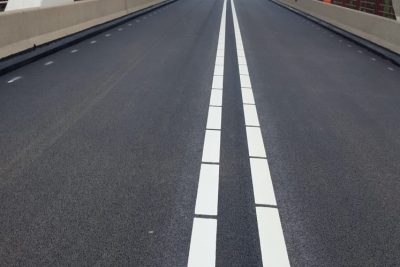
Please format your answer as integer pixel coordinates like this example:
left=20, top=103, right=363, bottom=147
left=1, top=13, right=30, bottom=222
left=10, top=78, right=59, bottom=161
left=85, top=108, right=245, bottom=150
left=7, top=76, right=21, bottom=83
left=187, top=218, right=217, bottom=267
left=44, top=61, right=54, bottom=66
left=250, top=158, right=277, bottom=206
left=241, top=88, right=255, bottom=104
left=243, top=104, right=260, bottom=126
left=210, top=89, right=223, bottom=106
left=215, top=56, right=224, bottom=66
left=202, top=130, right=221, bottom=163
left=256, top=207, right=290, bottom=266
left=238, top=65, right=249, bottom=75
left=246, top=127, right=266, bottom=158
left=206, top=106, right=222, bottom=130
left=195, top=164, right=220, bottom=216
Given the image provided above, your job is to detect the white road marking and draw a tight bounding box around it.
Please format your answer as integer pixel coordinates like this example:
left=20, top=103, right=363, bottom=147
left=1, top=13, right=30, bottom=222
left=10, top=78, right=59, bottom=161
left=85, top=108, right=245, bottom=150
left=256, top=207, right=290, bottom=266
left=214, top=65, right=224, bottom=76
left=239, top=64, right=249, bottom=75
left=240, top=74, right=251, bottom=88
left=195, top=164, right=220, bottom=215
left=206, top=106, right=222, bottom=130
left=7, top=76, right=22, bottom=83
left=210, top=89, right=223, bottom=106
left=388, top=67, right=394, bottom=71
left=371, top=57, right=376, bottom=61
left=202, top=130, right=221, bottom=163
left=250, top=158, right=277, bottom=205
left=90, top=40, right=97, bottom=44
left=241, top=88, right=255, bottom=104
left=187, top=218, right=217, bottom=267
left=105, top=33, right=111, bottom=37
left=71, top=49, right=78, bottom=53
left=118, top=28, right=123, bottom=31
left=212, top=75, right=223, bottom=89
left=243, top=104, right=260, bottom=126
left=44, top=61, right=54, bottom=66
left=231, top=1, right=290, bottom=265
left=215, top=56, right=224, bottom=65
left=246, top=127, right=266, bottom=158
left=189, top=0, right=226, bottom=264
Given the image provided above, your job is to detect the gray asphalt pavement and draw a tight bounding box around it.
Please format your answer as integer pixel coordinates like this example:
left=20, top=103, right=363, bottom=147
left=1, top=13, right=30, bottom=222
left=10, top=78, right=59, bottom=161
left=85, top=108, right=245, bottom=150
left=1, top=0, right=400, bottom=266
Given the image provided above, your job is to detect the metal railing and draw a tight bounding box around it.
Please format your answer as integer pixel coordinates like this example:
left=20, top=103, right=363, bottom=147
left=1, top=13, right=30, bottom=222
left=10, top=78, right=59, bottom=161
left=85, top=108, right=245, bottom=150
left=326, top=0, right=396, bottom=19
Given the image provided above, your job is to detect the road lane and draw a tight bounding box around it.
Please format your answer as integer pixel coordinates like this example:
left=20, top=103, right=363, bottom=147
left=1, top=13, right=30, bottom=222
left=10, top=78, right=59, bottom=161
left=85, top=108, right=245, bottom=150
left=0, top=0, right=224, bottom=265
left=234, top=0, right=400, bottom=265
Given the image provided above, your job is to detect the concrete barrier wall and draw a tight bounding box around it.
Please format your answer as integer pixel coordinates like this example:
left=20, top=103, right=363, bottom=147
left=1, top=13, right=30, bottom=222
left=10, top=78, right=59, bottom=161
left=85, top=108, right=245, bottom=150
left=0, top=0, right=164, bottom=59
left=277, top=0, right=400, bottom=55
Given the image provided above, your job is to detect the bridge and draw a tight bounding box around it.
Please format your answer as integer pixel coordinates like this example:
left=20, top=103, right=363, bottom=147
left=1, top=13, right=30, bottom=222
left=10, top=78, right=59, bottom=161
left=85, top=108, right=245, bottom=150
left=1, top=0, right=400, bottom=266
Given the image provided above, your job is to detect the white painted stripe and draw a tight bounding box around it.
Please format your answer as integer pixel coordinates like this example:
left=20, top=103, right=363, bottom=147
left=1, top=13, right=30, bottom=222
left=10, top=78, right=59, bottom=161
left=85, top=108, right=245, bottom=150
left=71, top=49, right=78, bottom=53
left=214, top=65, right=224, bottom=76
left=215, top=56, right=224, bottom=66
left=243, top=104, right=260, bottom=126
left=105, top=33, right=111, bottom=37
left=206, top=106, right=222, bottom=130
left=187, top=218, right=217, bottom=267
left=7, top=76, right=21, bottom=83
left=210, top=89, right=223, bottom=106
left=240, top=74, right=251, bottom=88
left=388, top=67, right=394, bottom=71
left=241, top=88, right=255, bottom=104
left=212, top=75, right=223, bottom=89
left=202, top=130, right=221, bottom=163
left=239, top=64, right=249, bottom=75
left=231, top=0, right=290, bottom=265
left=245, top=126, right=266, bottom=158
left=195, top=164, right=219, bottom=215
left=216, top=49, right=225, bottom=57
left=250, top=158, right=277, bottom=206
left=256, top=207, right=290, bottom=266
left=90, top=40, right=97, bottom=44
left=44, top=61, right=54, bottom=66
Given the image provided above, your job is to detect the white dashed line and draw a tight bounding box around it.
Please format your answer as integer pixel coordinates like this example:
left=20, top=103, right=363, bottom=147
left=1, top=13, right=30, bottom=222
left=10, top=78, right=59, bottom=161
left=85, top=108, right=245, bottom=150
left=188, top=218, right=217, bottom=267
left=256, top=207, right=290, bottom=266
left=90, top=40, right=97, bottom=44
left=195, top=164, right=220, bottom=215
left=7, top=76, right=22, bottom=84
left=118, top=28, right=123, bottom=31
left=105, top=33, right=111, bottom=37
left=70, top=49, right=78, bottom=53
left=188, top=0, right=226, bottom=265
left=371, top=57, right=376, bottom=61
left=388, top=67, right=394, bottom=71
left=231, top=0, right=290, bottom=266
left=44, top=61, right=54, bottom=66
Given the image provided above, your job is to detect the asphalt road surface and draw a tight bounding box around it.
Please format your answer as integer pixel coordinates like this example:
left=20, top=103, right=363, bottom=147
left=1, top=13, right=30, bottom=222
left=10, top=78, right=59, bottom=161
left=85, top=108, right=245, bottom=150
left=1, top=0, right=400, bottom=266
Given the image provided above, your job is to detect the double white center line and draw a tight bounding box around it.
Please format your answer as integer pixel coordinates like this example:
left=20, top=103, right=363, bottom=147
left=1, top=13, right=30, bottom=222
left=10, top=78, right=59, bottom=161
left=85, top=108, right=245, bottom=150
left=231, top=0, right=290, bottom=266
left=187, top=0, right=226, bottom=266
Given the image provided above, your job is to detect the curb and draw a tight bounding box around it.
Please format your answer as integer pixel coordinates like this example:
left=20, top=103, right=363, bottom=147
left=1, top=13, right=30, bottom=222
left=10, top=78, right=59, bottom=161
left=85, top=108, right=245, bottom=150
left=271, top=0, right=400, bottom=67
left=0, top=0, right=176, bottom=76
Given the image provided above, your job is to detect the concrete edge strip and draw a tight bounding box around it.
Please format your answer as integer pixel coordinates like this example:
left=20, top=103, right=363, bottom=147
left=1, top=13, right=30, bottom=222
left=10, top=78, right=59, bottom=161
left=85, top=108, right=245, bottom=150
left=270, top=0, right=400, bottom=67
left=0, top=0, right=177, bottom=76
